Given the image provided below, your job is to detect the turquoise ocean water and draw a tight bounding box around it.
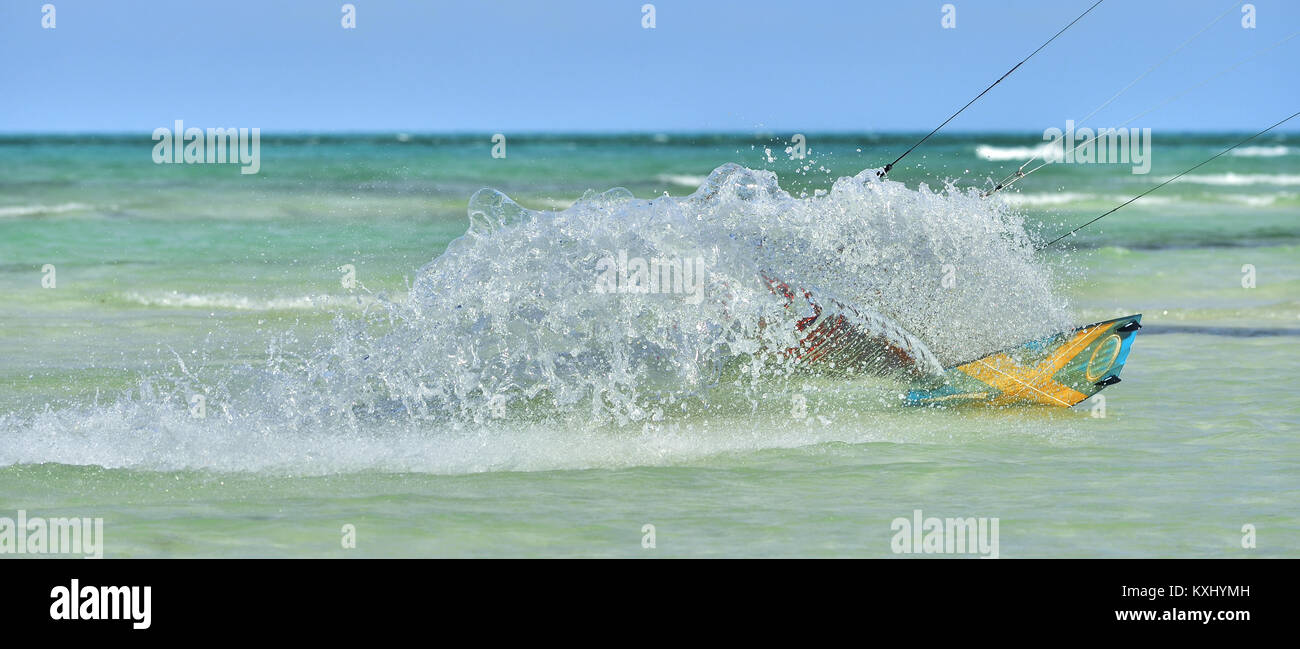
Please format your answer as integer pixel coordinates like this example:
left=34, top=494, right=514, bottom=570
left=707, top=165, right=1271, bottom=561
left=1, top=132, right=1297, bottom=557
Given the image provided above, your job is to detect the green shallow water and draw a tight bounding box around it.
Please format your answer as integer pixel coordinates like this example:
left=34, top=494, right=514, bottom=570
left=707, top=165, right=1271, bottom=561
left=1, top=133, right=1297, bottom=557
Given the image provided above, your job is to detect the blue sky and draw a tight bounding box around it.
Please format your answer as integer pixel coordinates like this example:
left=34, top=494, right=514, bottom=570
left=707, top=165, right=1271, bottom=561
left=1, top=0, right=1296, bottom=132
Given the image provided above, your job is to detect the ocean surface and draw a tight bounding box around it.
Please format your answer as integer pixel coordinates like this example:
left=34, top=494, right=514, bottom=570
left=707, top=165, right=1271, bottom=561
left=1, top=132, right=1296, bottom=557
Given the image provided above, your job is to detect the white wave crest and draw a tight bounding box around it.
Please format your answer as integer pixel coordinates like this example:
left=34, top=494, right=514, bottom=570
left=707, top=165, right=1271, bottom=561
left=0, top=202, right=94, bottom=217
left=974, top=143, right=1061, bottom=162
left=1165, top=173, right=1300, bottom=186
left=124, top=291, right=388, bottom=311
left=655, top=173, right=709, bottom=187
left=1229, top=145, right=1290, bottom=158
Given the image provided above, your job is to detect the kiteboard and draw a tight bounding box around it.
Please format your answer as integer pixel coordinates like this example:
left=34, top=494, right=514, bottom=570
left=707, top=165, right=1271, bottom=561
left=903, top=315, right=1141, bottom=407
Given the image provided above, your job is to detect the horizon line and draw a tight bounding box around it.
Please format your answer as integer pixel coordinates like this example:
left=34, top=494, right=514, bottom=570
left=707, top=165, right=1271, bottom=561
left=1, top=128, right=1296, bottom=136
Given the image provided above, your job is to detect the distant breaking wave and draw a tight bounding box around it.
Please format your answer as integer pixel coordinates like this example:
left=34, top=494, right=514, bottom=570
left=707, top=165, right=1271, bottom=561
left=996, top=192, right=1095, bottom=207
left=1165, top=173, right=1300, bottom=186
left=1229, top=145, right=1290, bottom=158
left=1223, top=193, right=1295, bottom=207
left=997, top=190, right=1294, bottom=208
left=996, top=192, right=1175, bottom=207
left=974, top=143, right=1059, bottom=162
left=124, top=291, right=389, bottom=311
left=0, top=202, right=94, bottom=218
left=978, top=144, right=1291, bottom=163
left=656, top=173, right=709, bottom=187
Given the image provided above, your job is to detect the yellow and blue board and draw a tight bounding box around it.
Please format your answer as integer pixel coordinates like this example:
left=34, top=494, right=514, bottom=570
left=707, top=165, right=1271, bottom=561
left=905, top=314, right=1141, bottom=407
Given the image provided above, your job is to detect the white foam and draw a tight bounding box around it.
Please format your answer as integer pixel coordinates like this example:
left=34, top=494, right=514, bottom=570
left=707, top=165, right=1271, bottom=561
left=1164, top=173, right=1300, bottom=186
left=0, top=371, right=1068, bottom=476
left=996, top=192, right=1096, bottom=207
left=124, top=291, right=389, bottom=311
left=974, top=143, right=1061, bottom=162
left=655, top=173, right=708, bottom=187
left=1222, top=193, right=1295, bottom=207
left=996, top=193, right=1175, bottom=207
left=1229, top=145, right=1289, bottom=158
left=0, top=202, right=93, bottom=217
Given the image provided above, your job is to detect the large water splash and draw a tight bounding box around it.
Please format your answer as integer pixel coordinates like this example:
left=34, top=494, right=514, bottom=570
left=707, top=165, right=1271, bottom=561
left=0, top=164, right=1072, bottom=472
left=373, top=163, right=1067, bottom=417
